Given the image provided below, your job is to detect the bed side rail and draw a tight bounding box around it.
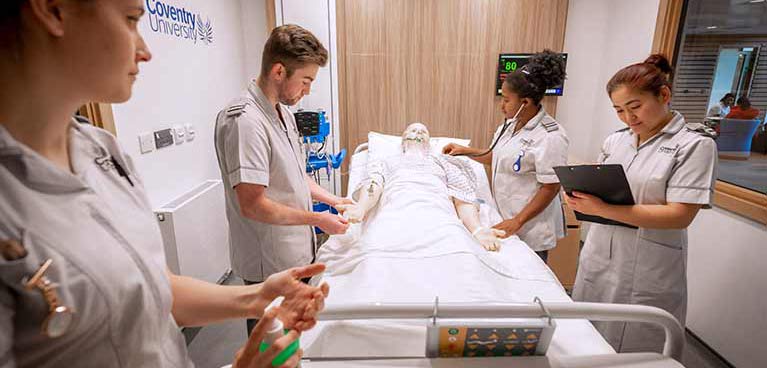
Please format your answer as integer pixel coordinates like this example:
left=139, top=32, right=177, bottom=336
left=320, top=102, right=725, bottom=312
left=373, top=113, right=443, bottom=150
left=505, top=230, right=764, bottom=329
left=353, top=143, right=369, bottom=155
left=318, top=301, right=685, bottom=361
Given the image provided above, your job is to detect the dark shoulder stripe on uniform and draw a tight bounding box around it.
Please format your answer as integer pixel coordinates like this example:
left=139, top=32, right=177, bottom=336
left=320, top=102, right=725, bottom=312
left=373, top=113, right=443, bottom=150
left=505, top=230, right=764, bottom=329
left=225, top=104, right=247, bottom=117
left=684, top=122, right=716, bottom=138
left=541, top=120, right=559, bottom=132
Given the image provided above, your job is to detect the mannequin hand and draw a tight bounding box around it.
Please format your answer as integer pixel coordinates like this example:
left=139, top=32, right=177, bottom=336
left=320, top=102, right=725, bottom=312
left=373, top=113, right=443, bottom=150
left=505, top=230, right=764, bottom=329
left=333, top=197, right=355, bottom=208
left=336, top=203, right=366, bottom=224
left=472, top=227, right=506, bottom=252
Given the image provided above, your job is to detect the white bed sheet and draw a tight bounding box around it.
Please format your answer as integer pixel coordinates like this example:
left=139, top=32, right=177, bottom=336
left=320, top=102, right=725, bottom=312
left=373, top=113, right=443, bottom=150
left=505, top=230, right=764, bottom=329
left=301, top=149, right=614, bottom=359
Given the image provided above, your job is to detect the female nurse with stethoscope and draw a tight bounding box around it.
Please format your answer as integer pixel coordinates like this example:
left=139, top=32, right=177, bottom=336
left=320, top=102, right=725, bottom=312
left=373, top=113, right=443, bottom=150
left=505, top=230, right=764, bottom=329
left=444, top=50, right=568, bottom=263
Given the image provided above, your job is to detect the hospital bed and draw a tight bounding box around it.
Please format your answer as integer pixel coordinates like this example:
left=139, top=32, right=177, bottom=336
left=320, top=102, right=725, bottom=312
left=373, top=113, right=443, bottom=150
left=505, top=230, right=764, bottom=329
left=298, top=139, right=686, bottom=368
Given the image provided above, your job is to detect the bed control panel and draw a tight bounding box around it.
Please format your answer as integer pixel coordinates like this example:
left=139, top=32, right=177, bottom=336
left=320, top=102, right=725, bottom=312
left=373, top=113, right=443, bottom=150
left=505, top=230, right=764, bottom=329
left=426, top=318, right=555, bottom=358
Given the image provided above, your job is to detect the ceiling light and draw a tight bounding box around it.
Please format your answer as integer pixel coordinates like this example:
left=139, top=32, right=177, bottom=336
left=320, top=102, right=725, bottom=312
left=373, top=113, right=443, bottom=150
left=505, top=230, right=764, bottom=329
left=707, top=25, right=718, bottom=29
left=750, top=0, right=765, bottom=4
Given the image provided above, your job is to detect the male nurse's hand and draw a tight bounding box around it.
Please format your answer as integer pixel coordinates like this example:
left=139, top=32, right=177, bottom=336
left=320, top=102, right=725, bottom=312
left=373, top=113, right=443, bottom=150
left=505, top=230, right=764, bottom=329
left=258, top=264, right=330, bottom=331
left=314, top=212, right=349, bottom=234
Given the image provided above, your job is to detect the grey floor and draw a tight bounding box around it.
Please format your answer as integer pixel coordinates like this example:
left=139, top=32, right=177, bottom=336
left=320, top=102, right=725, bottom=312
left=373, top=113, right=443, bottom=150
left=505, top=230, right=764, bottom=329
left=682, top=331, right=734, bottom=368
left=718, top=152, right=767, bottom=194
left=185, top=276, right=247, bottom=368
left=186, top=276, right=733, bottom=368
left=187, top=317, right=245, bottom=368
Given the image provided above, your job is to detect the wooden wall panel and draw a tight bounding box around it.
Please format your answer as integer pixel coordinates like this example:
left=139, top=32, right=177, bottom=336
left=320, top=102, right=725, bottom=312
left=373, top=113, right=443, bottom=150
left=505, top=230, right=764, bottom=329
left=672, top=34, right=767, bottom=124
left=337, top=0, right=569, bottom=193
left=78, top=103, right=116, bottom=135
left=652, top=0, right=684, bottom=64
left=265, top=0, right=276, bottom=32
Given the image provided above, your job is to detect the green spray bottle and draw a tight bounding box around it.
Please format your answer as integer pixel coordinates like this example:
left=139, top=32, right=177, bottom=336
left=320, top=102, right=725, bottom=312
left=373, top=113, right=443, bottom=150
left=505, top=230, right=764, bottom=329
left=259, top=296, right=300, bottom=367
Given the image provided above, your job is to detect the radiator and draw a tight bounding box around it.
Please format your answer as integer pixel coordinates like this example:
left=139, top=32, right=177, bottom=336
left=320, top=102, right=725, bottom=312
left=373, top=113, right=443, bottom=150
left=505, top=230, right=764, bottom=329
left=155, top=180, right=231, bottom=284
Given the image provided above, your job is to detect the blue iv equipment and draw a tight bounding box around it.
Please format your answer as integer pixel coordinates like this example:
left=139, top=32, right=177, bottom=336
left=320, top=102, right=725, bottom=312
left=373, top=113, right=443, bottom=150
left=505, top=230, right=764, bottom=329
left=294, top=109, right=347, bottom=234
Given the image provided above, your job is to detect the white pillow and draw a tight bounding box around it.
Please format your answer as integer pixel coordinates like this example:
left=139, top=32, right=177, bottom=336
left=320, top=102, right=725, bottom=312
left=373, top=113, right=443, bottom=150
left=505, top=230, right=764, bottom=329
left=367, top=131, right=402, bottom=161
left=367, top=131, right=471, bottom=160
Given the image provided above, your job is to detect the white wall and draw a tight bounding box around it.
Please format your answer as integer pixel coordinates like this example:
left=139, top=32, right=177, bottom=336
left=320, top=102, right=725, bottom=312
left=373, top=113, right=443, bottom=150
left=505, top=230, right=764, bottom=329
left=687, top=209, right=767, bottom=368
left=240, top=0, right=270, bottom=79
left=112, top=0, right=265, bottom=208
left=557, top=0, right=660, bottom=162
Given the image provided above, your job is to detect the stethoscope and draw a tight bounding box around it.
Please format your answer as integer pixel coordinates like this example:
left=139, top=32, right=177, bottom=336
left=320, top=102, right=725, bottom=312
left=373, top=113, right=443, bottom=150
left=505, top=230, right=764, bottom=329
left=454, top=102, right=527, bottom=158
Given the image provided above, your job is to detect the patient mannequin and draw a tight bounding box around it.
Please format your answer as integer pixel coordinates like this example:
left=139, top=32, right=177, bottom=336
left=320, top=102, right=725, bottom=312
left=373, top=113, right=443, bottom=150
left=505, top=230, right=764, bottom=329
left=337, top=123, right=505, bottom=251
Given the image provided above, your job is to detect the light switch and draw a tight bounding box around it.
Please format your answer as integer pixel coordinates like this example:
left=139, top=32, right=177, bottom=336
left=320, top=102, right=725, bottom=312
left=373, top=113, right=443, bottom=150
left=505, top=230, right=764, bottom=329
left=173, top=125, right=185, bottom=144
left=139, top=133, right=154, bottom=154
left=185, top=124, right=196, bottom=141
left=154, top=129, right=174, bottom=149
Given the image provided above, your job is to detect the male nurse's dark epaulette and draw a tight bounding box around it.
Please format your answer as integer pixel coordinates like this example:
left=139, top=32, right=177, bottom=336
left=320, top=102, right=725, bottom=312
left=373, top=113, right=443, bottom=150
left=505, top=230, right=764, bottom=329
left=685, top=122, right=716, bottom=138
left=541, top=119, right=559, bottom=133
left=225, top=102, right=248, bottom=118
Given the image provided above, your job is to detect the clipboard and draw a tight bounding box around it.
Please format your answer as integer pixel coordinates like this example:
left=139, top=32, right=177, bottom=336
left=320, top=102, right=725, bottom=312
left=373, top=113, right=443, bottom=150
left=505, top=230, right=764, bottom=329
left=553, top=164, right=637, bottom=229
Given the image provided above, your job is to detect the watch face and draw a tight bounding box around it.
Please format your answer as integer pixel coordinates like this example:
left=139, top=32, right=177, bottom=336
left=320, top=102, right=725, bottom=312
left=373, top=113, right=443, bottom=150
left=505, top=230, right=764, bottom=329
left=43, top=306, right=73, bottom=338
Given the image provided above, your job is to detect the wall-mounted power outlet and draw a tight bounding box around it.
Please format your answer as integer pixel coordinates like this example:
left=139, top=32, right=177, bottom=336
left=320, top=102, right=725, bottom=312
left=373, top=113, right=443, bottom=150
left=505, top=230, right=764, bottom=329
left=173, top=125, right=185, bottom=145
left=139, top=133, right=155, bottom=154
left=185, top=124, right=196, bottom=142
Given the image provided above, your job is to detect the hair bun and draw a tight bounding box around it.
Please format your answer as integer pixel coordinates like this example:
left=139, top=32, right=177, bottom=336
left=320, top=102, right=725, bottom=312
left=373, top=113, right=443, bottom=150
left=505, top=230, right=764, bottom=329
left=644, top=54, right=673, bottom=76
left=526, top=49, right=567, bottom=90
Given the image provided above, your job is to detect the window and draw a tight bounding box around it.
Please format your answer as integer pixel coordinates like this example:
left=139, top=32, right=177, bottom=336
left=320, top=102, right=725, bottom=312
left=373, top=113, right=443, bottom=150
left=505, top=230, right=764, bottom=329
left=672, top=0, right=767, bottom=197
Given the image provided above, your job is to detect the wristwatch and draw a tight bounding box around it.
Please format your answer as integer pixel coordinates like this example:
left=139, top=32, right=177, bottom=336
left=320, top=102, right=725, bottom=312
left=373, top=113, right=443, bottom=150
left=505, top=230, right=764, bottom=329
left=24, top=259, right=74, bottom=338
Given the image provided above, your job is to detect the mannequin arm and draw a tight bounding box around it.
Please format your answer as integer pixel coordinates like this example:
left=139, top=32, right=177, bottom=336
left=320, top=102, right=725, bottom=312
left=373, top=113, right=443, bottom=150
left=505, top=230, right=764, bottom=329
left=337, top=180, right=383, bottom=223
left=454, top=198, right=505, bottom=251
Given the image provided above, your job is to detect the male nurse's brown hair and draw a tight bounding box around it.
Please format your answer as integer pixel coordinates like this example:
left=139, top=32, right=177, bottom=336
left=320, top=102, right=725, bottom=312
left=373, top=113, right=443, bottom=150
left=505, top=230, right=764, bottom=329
left=260, top=24, right=328, bottom=78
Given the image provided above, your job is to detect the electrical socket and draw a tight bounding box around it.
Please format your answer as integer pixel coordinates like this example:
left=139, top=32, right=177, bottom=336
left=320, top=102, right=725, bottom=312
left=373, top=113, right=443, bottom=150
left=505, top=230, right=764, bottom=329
left=185, top=124, right=196, bottom=142
left=173, top=125, right=185, bottom=144
left=139, top=133, right=154, bottom=154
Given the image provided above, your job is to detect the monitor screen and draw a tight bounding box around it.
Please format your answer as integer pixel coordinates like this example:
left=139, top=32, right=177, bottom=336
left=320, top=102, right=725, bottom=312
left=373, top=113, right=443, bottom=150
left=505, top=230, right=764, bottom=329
left=496, top=53, right=567, bottom=96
